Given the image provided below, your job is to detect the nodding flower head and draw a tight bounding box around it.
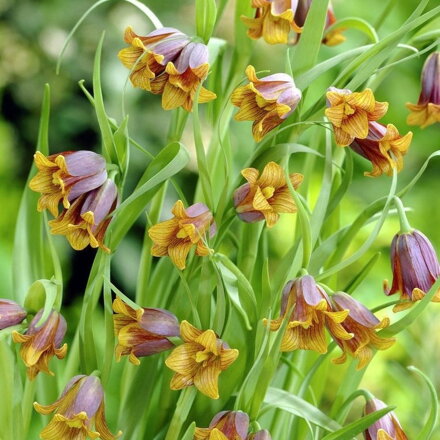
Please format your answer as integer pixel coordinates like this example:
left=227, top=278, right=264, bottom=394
left=194, top=411, right=250, bottom=440
left=0, top=299, right=27, bottom=330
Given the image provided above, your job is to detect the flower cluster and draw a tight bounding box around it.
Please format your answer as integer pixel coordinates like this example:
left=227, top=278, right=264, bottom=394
left=266, top=276, right=395, bottom=369
left=195, top=411, right=271, bottom=440
left=241, top=0, right=345, bottom=46
left=29, top=150, right=118, bottom=251
left=325, top=87, right=413, bottom=177
left=118, top=26, right=216, bottom=111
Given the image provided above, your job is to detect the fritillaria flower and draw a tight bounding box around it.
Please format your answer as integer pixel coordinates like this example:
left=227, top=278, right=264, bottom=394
left=265, top=276, right=352, bottom=354
left=118, top=26, right=216, bottom=111
left=241, top=0, right=344, bottom=46
left=148, top=200, right=215, bottom=270
left=195, top=411, right=249, bottom=440
left=350, top=122, right=413, bottom=177
left=384, top=229, right=440, bottom=312
left=233, top=161, right=303, bottom=228
left=12, top=309, right=67, bottom=380
left=29, top=150, right=107, bottom=217
left=0, top=299, right=27, bottom=330
left=165, top=320, right=239, bottom=399
left=325, top=87, right=389, bottom=146
left=112, top=297, right=179, bottom=365
left=34, top=375, right=121, bottom=440
left=49, top=179, right=118, bottom=252
left=364, top=397, right=408, bottom=440
left=232, top=65, right=302, bottom=141
left=406, top=52, right=440, bottom=128
left=329, top=292, right=395, bottom=369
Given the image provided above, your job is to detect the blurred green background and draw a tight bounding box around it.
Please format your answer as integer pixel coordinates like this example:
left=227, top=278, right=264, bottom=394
left=1, top=0, right=439, bottom=437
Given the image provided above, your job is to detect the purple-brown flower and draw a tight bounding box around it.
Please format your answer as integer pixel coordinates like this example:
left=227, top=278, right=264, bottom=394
left=195, top=411, right=250, bottom=440
left=0, top=299, right=27, bottom=330
left=384, top=229, right=440, bottom=312
left=406, top=52, right=440, bottom=128
left=329, top=293, right=395, bottom=369
left=265, top=275, right=352, bottom=354
left=112, top=297, right=179, bottom=365
left=118, top=27, right=216, bottom=111
left=12, top=309, right=67, bottom=380
left=247, top=430, right=272, bottom=440
left=231, top=65, right=302, bottom=141
left=350, top=122, right=412, bottom=177
left=364, top=397, right=408, bottom=440
left=49, top=178, right=118, bottom=252
left=29, top=150, right=107, bottom=217
left=34, top=375, right=121, bottom=440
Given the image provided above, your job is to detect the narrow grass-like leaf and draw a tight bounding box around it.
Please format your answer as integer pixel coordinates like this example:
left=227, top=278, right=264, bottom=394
left=23, top=279, right=60, bottom=326
left=325, top=17, right=379, bottom=43
left=343, top=252, right=381, bottom=294
left=196, top=0, right=217, bottom=43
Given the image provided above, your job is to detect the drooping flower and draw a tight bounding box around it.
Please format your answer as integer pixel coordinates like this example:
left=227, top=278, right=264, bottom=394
left=49, top=179, right=118, bottom=252
left=384, top=229, right=440, bottom=312
left=329, top=292, right=395, bottom=369
left=231, top=65, right=302, bottom=141
left=233, top=161, right=303, bottom=228
left=112, top=297, right=179, bottom=365
left=364, top=397, right=408, bottom=440
left=195, top=411, right=249, bottom=440
left=29, top=150, right=107, bottom=217
left=148, top=200, right=215, bottom=270
left=34, top=375, right=121, bottom=440
left=265, top=275, right=352, bottom=353
left=12, top=309, right=67, bottom=380
left=118, top=26, right=216, bottom=111
left=247, top=430, right=272, bottom=440
left=241, top=0, right=345, bottom=46
left=406, top=52, right=440, bottom=128
left=349, top=122, right=413, bottom=177
left=325, top=87, right=389, bottom=146
left=165, top=320, right=239, bottom=399
left=0, top=299, right=27, bottom=330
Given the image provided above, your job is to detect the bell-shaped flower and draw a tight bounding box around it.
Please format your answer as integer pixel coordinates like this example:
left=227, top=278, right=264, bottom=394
left=148, top=200, right=215, bottom=270
left=0, top=299, right=27, bottom=330
left=406, top=52, right=440, bottom=128
left=29, top=150, right=107, bottom=217
left=34, top=375, right=121, bottom=440
left=112, top=297, right=179, bottom=365
left=247, top=430, right=272, bottom=440
left=265, top=275, right=352, bottom=354
left=364, top=397, right=408, bottom=440
left=329, top=292, right=395, bottom=369
left=325, top=87, right=389, bottom=146
left=165, top=320, right=239, bottom=399
left=233, top=161, right=303, bottom=228
left=350, top=122, right=412, bottom=177
left=49, top=179, right=118, bottom=252
left=118, top=27, right=216, bottom=111
left=12, top=309, right=67, bottom=380
left=195, top=411, right=249, bottom=440
left=384, top=229, right=440, bottom=312
left=232, top=65, right=302, bottom=141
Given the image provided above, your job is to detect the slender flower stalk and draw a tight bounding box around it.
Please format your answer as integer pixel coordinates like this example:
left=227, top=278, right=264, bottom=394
left=34, top=375, right=121, bottom=439
left=0, top=299, right=27, bottom=330
left=112, top=297, right=179, bottom=365
left=12, top=309, right=67, bottom=380
left=165, top=320, right=239, bottom=399
left=233, top=161, right=303, bottom=227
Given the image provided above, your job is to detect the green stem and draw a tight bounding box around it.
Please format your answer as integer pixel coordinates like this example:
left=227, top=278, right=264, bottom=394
left=393, top=196, right=413, bottom=233
left=164, top=388, right=197, bottom=440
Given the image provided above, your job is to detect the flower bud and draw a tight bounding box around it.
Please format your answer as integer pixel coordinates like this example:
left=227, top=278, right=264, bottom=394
left=112, top=298, right=179, bottom=365
left=12, top=309, right=67, bottom=379
left=384, top=229, right=440, bottom=312
left=0, top=299, right=26, bottom=330
left=29, top=150, right=107, bottom=217
left=34, top=375, right=121, bottom=440
left=195, top=411, right=250, bottom=439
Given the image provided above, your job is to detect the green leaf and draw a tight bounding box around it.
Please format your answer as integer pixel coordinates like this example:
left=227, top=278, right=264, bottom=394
left=113, top=115, right=130, bottom=182
left=264, top=387, right=341, bottom=431
left=409, top=366, right=439, bottom=440
left=196, top=0, right=217, bottom=43
left=321, top=406, right=394, bottom=440
left=343, top=252, right=381, bottom=294
left=292, top=0, right=330, bottom=76
left=325, top=17, right=379, bottom=44
left=181, top=422, right=196, bottom=440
